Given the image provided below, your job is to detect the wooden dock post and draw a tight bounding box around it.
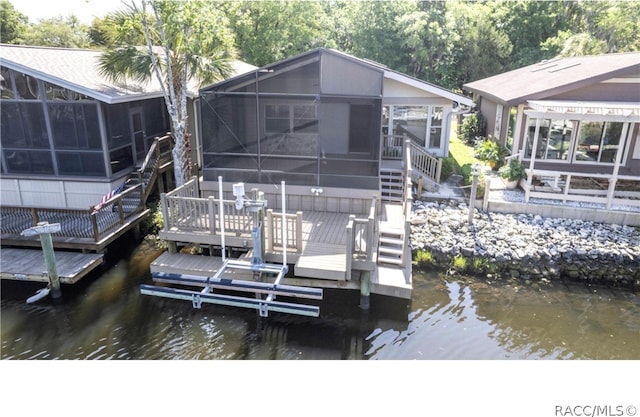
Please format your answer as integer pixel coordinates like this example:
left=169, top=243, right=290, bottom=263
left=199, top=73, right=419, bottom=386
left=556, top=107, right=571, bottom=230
left=359, top=271, right=371, bottom=310
left=21, top=222, right=62, bottom=299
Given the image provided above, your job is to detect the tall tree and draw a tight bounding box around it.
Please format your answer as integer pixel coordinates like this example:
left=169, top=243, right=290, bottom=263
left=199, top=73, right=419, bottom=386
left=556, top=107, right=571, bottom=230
left=98, top=0, right=236, bottom=186
left=0, top=0, right=28, bottom=44
left=20, top=15, right=90, bottom=48
left=219, top=0, right=332, bottom=67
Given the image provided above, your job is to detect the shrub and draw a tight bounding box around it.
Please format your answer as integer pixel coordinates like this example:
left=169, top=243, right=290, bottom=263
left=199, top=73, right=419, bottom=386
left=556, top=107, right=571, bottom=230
left=498, top=158, right=525, bottom=181
left=452, top=255, right=468, bottom=272
left=460, top=112, right=487, bottom=145
left=473, top=136, right=509, bottom=170
left=414, top=250, right=435, bottom=266
left=440, top=156, right=455, bottom=180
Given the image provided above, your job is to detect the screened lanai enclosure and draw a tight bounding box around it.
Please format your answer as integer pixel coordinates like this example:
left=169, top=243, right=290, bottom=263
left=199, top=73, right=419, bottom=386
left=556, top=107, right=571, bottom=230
left=200, top=49, right=384, bottom=190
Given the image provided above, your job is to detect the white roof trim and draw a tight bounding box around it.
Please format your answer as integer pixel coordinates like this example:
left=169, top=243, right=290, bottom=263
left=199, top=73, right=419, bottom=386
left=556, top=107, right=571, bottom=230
left=384, top=70, right=474, bottom=107
left=526, top=100, right=640, bottom=122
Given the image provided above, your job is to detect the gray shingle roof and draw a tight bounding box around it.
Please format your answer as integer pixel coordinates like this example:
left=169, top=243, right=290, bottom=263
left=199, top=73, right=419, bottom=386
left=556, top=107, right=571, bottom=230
left=0, top=44, right=255, bottom=103
left=463, top=52, right=640, bottom=106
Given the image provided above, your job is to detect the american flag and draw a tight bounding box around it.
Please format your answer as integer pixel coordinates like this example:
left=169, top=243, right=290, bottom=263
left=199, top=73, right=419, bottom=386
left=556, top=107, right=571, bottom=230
left=92, top=182, right=125, bottom=214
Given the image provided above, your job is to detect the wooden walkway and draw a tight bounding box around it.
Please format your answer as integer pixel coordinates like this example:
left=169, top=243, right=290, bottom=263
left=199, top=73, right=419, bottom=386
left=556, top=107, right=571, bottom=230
left=0, top=248, right=104, bottom=284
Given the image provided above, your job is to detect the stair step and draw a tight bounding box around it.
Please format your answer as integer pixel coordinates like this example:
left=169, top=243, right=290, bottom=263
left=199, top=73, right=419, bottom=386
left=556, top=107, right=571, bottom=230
left=379, top=236, right=404, bottom=246
left=377, top=255, right=403, bottom=266
left=379, top=246, right=403, bottom=256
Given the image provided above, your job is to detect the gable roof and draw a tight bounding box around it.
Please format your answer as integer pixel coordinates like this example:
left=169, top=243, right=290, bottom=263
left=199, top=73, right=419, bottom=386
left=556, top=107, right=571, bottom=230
left=0, top=44, right=256, bottom=104
left=463, top=52, right=640, bottom=106
left=202, top=47, right=474, bottom=107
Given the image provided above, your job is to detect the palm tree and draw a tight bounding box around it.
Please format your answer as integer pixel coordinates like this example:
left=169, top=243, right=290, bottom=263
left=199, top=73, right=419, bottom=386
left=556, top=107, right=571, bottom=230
left=98, top=0, right=235, bottom=186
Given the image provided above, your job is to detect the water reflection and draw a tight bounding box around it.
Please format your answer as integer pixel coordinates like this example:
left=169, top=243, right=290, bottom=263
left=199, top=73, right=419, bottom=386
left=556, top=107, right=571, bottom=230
left=2, top=241, right=639, bottom=360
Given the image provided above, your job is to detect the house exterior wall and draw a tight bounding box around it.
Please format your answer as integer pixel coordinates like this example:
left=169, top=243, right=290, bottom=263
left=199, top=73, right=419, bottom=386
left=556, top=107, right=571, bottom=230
left=0, top=178, right=116, bottom=209
left=382, top=79, right=454, bottom=157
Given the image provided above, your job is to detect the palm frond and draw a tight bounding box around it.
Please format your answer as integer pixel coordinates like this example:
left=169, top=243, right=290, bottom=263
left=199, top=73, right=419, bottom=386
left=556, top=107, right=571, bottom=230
left=98, top=46, right=162, bottom=85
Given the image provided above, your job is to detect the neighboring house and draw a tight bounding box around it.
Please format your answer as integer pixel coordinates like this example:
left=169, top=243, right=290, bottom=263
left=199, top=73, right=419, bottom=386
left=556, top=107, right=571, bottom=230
left=463, top=52, right=640, bottom=211
left=198, top=47, right=473, bottom=201
left=0, top=44, right=255, bottom=210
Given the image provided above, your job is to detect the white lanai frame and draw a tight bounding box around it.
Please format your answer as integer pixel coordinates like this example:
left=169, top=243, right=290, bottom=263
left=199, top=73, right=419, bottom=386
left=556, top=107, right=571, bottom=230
left=523, top=100, right=640, bottom=209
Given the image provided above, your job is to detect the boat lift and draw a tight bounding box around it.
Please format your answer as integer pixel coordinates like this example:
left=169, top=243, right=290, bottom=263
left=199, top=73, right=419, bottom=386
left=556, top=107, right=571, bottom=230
left=140, top=178, right=323, bottom=318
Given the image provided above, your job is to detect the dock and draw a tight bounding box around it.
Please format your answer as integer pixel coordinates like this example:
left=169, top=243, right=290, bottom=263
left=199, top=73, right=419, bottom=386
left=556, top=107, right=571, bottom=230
left=0, top=247, right=104, bottom=284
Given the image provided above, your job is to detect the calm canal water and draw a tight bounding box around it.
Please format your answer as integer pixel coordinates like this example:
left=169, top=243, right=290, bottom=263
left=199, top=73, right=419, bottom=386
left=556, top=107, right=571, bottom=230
left=2, top=239, right=639, bottom=360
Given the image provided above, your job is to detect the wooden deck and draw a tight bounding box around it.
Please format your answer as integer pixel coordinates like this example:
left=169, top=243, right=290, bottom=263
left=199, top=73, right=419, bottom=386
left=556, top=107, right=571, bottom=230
left=0, top=248, right=104, bottom=284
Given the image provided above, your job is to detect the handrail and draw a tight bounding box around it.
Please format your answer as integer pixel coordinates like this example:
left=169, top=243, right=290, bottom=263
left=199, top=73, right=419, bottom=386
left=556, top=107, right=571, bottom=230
left=409, top=140, right=441, bottom=184
left=1, top=183, right=144, bottom=242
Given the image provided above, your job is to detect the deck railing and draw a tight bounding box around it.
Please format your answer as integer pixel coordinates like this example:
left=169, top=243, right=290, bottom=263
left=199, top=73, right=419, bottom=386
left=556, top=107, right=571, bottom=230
left=160, top=177, right=305, bottom=250
left=346, top=196, right=378, bottom=279
left=266, top=209, right=303, bottom=253
left=136, top=135, right=172, bottom=203
left=523, top=169, right=640, bottom=210
left=161, top=178, right=253, bottom=236
left=1, top=183, right=144, bottom=242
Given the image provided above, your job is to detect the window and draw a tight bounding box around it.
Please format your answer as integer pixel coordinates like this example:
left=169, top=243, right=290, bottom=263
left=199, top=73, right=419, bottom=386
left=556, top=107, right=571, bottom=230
left=265, top=103, right=317, bottom=134
left=429, top=107, right=443, bottom=149
left=0, top=102, right=49, bottom=148
left=575, top=121, right=623, bottom=163
left=524, top=118, right=573, bottom=161
left=49, top=103, right=101, bottom=149
left=57, top=152, right=105, bottom=176
left=382, top=105, right=444, bottom=150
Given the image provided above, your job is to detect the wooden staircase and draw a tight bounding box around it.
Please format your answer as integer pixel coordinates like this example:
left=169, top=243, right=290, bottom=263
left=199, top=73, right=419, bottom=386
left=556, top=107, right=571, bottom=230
left=377, top=204, right=405, bottom=266
left=380, top=168, right=405, bottom=204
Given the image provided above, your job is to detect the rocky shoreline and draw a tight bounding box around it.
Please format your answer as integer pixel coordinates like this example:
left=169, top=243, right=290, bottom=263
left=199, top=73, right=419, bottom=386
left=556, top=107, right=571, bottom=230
left=410, top=200, right=640, bottom=289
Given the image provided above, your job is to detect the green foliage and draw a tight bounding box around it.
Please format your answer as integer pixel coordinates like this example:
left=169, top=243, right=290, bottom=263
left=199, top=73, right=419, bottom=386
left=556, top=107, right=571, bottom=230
left=460, top=112, right=487, bottom=145
left=452, top=255, right=467, bottom=272
left=21, top=15, right=90, bottom=48
left=8, top=0, right=640, bottom=90
left=498, top=158, right=525, bottom=181
left=0, top=0, right=27, bottom=44
left=141, top=201, right=164, bottom=237
left=440, top=156, right=455, bottom=180
left=414, top=250, right=435, bottom=266
left=473, top=136, right=509, bottom=170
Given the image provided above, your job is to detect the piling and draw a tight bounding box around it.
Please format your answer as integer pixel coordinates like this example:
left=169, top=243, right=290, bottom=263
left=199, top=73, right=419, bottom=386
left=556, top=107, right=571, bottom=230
left=39, top=231, right=62, bottom=299
left=359, top=271, right=371, bottom=310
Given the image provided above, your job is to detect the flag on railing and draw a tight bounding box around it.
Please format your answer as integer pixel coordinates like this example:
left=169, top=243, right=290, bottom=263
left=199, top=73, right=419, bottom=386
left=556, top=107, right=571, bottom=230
left=92, top=182, right=125, bottom=214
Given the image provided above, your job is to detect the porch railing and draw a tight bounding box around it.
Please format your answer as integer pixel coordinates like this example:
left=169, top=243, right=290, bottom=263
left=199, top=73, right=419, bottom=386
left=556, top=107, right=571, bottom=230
left=382, top=134, right=405, bottom=159
left=382, top=133, right=442, bottom=184
left=523, top=169, right=640, bottom=210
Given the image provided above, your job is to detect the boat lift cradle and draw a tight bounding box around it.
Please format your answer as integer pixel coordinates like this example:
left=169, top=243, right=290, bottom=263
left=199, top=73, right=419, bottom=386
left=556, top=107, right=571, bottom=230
left=140, top=179, right=323, bottom=318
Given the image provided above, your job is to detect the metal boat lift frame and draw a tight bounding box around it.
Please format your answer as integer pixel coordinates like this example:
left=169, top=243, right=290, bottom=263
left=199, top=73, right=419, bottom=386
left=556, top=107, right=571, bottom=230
left=140, top=178, right=323, bottom=317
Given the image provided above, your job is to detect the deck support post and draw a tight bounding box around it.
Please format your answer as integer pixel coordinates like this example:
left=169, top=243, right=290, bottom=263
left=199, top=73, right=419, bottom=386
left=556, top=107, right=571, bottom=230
left=21, top=222, right=63, bottom=300
left=39, top=232, right=62, bottom=299
left=359, top=271, right=371, bottom=310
